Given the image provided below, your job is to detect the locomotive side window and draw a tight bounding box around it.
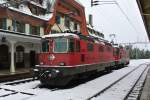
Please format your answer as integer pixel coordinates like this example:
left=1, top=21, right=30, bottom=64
left=107, top=46, right=111, bottom=52
left=99, top=46, right=104, bottom=52
left=69, top=39, right=75, bottom=52
left=42, top=40, right=49, bottom=52
left=113, top=49, right=116, bottom=56
left=87, top=43, right=94, bottom=52
left=76, top=40, right=80, bottom=52
left=115, top=48, right=120, bottom=55
left=54, top=38, right=68, bottom=53
left=113, top=48, right=120, bottom=56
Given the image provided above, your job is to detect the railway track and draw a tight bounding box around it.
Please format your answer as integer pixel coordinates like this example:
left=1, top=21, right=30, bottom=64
left=89, top=63, right=149, bottom=100
left=0, top=88, right=35, bottom=100
left=0, top=88, right=34, bottom=97
left=0, top=79, right=37, bottom=100
left=4, top=78, right=36, bottom=86
left=0, top=78, right=59, bottom=100
left=124, top=64, right=150, bottom=100
left=0, top=78, right=35, bottom=85
left=0, top=62, right=149, bottom=100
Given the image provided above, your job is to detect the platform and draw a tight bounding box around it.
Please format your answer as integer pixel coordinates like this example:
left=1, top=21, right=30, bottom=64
left=140, top=66, right=150, bottom=100
left=0, top=68, right=33, bottom=82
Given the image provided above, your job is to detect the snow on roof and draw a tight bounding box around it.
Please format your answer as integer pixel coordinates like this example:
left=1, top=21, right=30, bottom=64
left=113, top=44, right=119, bottom=48
left=0, top=0, right=54, bottom=21
left=89, top=33, right=102, bottom=39
left=87, top=24, right=94, bottom=29
left=0, top=0, right=6, bottom=4
left=29, top=1, right=47, bottom=9
left=9, top=6, right=53, bottom=21
left=42, top=33, right=80, bottom=39
left=0, top=0, right=82, bottom=21
left=75, top=0, right=83, bottom=6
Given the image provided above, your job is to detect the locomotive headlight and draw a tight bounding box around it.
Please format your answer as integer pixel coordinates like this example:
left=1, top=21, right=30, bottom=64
left=55, top=70, right=60, bottom=73
left=59, top=62, right=65, bottom=66
left=35, top=65, right=40, bottom=67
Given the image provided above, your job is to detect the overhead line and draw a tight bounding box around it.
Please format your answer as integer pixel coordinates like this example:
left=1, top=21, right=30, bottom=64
left=119, top=42, right=150, bottom=45
left=114, top=0, right=140, bottom=34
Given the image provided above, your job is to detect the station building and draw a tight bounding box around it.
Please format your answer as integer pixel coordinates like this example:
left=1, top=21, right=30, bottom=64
left=0, top=0, right=48, bottom=73
left=0, top=0, right=103, bottom=75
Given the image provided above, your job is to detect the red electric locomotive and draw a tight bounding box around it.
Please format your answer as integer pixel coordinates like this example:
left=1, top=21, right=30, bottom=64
left=33, top=32, right=129, bottom=86
left=113, top=44, right=130, bottom=69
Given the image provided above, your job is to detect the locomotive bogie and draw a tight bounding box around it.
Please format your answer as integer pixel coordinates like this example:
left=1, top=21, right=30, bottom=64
left=34, top=61, right=116, bottom=86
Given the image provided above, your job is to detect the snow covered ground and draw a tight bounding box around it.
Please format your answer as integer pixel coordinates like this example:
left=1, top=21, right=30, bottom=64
left=0, top=59, right=150, bottom=100
left=92, top=63, right=149, bottom=100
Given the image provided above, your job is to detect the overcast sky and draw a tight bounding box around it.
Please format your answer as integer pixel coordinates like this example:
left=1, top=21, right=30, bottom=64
left=79, top=0, right=150, bottom=50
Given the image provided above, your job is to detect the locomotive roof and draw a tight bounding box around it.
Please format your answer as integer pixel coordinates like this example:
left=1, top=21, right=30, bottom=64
left=42, top=33, right=111, bottom=45
left=42, top=33, right=80, bottom=39
left=113, top=44, right=119, bottom=48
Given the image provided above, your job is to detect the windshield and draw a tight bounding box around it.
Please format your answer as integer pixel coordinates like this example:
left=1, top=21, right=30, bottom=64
left=54, top=38, right=68, bottom=53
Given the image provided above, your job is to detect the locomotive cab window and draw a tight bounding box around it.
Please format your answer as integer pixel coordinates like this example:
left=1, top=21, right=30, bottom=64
left=53, top=38, right=68, bottom=53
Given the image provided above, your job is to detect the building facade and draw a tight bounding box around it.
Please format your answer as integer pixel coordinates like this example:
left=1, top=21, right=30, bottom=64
left=0, top=0, right=102, bottom=73
left=0, top=0, right=49, bottom=73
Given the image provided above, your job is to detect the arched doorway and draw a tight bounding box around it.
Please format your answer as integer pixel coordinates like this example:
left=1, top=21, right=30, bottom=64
left=0, top=44, right=9, bottom=69
left=16, top=46, right=24, bottom=68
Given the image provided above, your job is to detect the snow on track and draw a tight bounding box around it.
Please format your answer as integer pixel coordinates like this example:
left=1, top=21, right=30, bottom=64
left=0, top=59, right=149, bottom=100
left=0, top=80, right=52, bottom=95
left=0, top=93, right=33, bottom=100
left=0, top=89, right=13, bottom=97
left=126, top=65, right=149, bottom=100
left=92, top=64, right=149, bottom=100
left=27, top=60, right=150, bottom=100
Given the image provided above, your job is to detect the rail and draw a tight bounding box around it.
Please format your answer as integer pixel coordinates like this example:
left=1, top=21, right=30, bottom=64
left=87, top=63, right=149, bottom=100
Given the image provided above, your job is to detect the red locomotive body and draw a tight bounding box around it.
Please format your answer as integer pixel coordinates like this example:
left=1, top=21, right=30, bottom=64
left=33, top=33, right=129, bottom=86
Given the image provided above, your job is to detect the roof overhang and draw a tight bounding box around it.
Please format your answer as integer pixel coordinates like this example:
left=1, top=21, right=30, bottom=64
left=137, top=0, right=150, bottom=40
left=0, top=29, right=41, bottom=44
